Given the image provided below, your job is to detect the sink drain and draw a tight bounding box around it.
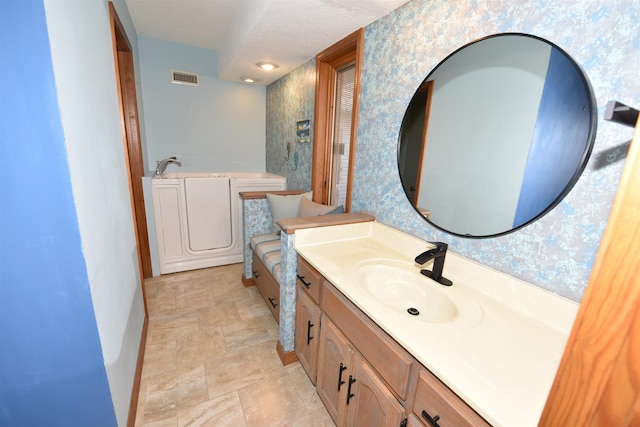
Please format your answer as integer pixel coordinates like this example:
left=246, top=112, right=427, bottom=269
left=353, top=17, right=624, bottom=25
left=407, top=307, right=420, bottom=316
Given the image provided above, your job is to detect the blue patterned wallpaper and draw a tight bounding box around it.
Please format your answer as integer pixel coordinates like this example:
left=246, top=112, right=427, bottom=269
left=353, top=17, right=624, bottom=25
left=267, top=0, right=640, bottom=302
left=266, top=60, right=316, bottom=191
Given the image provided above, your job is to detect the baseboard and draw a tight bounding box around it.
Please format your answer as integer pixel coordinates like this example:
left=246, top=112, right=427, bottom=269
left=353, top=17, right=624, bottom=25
left=276, top=340, right=298, bottom=366
left=127, top=314, right=148, bottom=427
left=242, top=273, right=256, bottom=288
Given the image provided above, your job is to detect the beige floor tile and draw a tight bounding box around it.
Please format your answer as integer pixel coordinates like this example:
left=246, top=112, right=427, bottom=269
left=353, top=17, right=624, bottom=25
left=151, top=313, right=200, bottom=344
left=204, top=348, right=265, bottom=399
left=177, top=391, right=247, bottom=427
left=142, top=417, right=178, bottom=427
left=197, top=305, right=242, bottom=330
left=175, top=287, right=215, bottom=313
left=288, top=407, right=336, bottom=427
left=177, top=327, right=226, bottom=366
left=221, top=314, right=279, bottom=350
left=238, top=370, right=310, bottom=426
left=136, top=263, right=333, bottom=427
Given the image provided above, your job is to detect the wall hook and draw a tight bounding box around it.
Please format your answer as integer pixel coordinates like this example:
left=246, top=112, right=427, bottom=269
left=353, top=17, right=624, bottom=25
left=605, top=101, right=639, bottom=127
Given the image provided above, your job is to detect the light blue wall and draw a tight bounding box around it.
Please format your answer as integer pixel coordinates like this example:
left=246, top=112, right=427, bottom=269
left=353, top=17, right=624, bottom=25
left=0, top=1, right=117, bottom=425
left=139, top=36, right=267, bottom=174
left=266, top=60, right=316, bottom=191
left=268, top=0, right=640, bottom=302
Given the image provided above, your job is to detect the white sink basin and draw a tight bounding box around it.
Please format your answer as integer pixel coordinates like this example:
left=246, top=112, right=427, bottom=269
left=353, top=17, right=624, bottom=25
left=354, top=259, right=483, bottom=327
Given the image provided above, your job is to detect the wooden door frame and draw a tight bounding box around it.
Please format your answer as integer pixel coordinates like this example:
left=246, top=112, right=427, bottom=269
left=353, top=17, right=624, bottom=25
left=540, top=116, right=640, bottom=425
left=412, top=80, right=433, bottom=205
left=109, top=4, right=149, bottom=426
left=108, top=3, right=152, bottom=280
left=311, top=28, right=364, bottom=210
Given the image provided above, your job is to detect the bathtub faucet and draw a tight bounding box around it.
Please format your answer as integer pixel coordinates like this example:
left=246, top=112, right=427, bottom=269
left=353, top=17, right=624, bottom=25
left=155, top=156, right=182, bottom=176
left=415, top=242, right=453, bottom=286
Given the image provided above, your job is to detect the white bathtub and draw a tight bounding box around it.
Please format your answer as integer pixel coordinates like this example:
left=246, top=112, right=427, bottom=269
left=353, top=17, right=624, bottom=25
left=145, top=173, right=285, bottom=275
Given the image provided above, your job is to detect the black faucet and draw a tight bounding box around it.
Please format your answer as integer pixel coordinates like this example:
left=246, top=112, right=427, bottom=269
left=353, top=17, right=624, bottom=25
left=415, top=242, right=453, bottom=286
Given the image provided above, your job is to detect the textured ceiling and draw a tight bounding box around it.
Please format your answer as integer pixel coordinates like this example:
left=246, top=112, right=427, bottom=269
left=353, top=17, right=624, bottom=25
left=125, top=0, right=409, bottom=85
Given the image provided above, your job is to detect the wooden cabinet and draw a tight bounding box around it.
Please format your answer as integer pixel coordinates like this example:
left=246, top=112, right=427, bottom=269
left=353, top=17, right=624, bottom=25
left=296, top=256, right=323, bottom=302
left=295, top=282, right=321, bottom=384
left=316, top=316, right=353, bottom=422
left=317, top=316, right=405, bottom=426
left=252, top=253, right=280, bottom=323
left=298, top=256, right=489, bottom=427
left=412, top=368, right=490, bottom=427
left=295, top=256, right=323, bottom=384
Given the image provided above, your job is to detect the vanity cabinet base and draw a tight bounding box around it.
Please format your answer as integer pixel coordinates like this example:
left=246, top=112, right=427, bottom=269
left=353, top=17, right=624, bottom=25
left=296, top=255, right=492, bottom=427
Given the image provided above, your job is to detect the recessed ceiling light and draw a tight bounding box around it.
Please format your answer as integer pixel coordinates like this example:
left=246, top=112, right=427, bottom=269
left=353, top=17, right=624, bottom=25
left=256, top=62, right=279, bottom=71
left=241, top=76, right=258, bottom=83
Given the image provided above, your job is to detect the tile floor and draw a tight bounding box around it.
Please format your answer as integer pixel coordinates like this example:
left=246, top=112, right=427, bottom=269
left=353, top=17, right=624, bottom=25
left=134, top=263, right=335, bottom=427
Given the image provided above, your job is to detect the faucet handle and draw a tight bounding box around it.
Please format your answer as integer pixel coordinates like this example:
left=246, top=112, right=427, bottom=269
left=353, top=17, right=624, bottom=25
left=415, top=242, right=448, bottom=264
left=428, top=241, right=448, bottom=251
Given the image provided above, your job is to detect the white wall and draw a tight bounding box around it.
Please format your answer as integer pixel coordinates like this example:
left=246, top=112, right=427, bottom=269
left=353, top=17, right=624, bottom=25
left=139, top=36, right=267, bottom=174
left=43, top=0, right=145, bottom=425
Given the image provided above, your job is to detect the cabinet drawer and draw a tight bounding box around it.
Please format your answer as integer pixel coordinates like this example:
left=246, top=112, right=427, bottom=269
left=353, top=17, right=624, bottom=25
left=321, top=281, right=414, bottom=401
left=296, top=256, right=322, bottom=303
left=252, top=253, right=280, bottom=323
left=413, top=368, right=490, bottom=427
left=295, top=283, right=321, bottom=384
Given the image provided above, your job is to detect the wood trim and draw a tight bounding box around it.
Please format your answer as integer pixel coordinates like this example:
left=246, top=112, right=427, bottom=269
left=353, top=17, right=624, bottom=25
left=344, top=29, right=364, bottom=212
left=276, top=340, right=299, bottom=366
left=126, top=314, right=148, bottom=427
left=279, top=212, right=375, bottom=234
left=241, top=274, right=256, bottom=288
left=540, top=116, right=640, bottom=425
left=412, top=80, right=433, bottom=205
left=312, top=29, right=364, bottom=210
left=312, top=60, right=333, bottom=203
left=108, top=3, right=152, bottom=280
left=239, top=190, right=305, bottom=200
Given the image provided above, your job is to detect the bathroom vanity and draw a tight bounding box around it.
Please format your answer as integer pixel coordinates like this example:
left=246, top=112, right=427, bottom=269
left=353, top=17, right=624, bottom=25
left=150, top=172, right=285, bottom=274
left=294, top=222, right=578, bottom=427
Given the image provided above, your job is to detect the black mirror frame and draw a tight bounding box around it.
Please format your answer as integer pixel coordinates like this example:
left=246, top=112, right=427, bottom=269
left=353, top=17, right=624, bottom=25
left=398, top=32, right=598, bottom=239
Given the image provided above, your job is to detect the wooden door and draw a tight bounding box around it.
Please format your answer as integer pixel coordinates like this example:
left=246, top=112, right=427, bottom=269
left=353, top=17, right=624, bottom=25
left=540, top=117, right=640, bottom=425
left=345, top=353, right=406, bottom=427
left=316, top=316, right=353, bottom=424
left=295, top=284, right=321, bottom=384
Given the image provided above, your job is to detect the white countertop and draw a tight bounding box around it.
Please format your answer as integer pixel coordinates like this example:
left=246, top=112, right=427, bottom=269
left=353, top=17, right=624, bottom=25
left=294, top=221, right=578, bottom=427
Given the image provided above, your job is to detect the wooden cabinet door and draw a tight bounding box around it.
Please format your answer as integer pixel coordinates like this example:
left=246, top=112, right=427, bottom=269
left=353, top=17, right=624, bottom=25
left=345, top=352, right=406, bottom=427
left=316, top=316, right=352, bottom=424
left=295, top=284, right=321, bottom=384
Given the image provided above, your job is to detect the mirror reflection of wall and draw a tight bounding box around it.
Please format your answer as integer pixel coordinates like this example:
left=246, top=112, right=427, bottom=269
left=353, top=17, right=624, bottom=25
left=399, top=34, right=596, bottom=237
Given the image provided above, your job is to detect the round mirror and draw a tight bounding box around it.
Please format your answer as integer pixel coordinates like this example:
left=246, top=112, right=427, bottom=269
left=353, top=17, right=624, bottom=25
left=398, top=33, right=597, bottom=238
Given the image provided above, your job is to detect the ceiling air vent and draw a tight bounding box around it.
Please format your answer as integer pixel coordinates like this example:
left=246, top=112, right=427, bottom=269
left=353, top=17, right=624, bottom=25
left=171, top=70, right=199, bottom=86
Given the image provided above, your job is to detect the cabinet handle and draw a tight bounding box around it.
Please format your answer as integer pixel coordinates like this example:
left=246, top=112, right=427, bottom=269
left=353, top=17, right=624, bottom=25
left=346, top=375, right=356, bottom=405
left=268, top=297, right=278, bottom=309
left=337, top=363, right=347, bottom=391
left=306, top=320, right=314, bottom=345
left=253, top=270, right=260, bottom=278
left=421, top=410, right=441, bottom=427
left=297, top=274, right=311, bottom=289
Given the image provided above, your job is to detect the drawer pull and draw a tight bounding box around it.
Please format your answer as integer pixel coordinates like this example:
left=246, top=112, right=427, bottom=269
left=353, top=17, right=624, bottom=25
left=252, top=270, right=260, bottom=278
left=268, top=297, right=278, bottom=309
left=421, top=410, right=441, bottom=427
left=346, top=375, right=356, bottom=405
left=306, top=320, right=314, bottom=345
left=337, top=363, right=347, bottom=391
left=297, top=274, right=311, bottom=289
